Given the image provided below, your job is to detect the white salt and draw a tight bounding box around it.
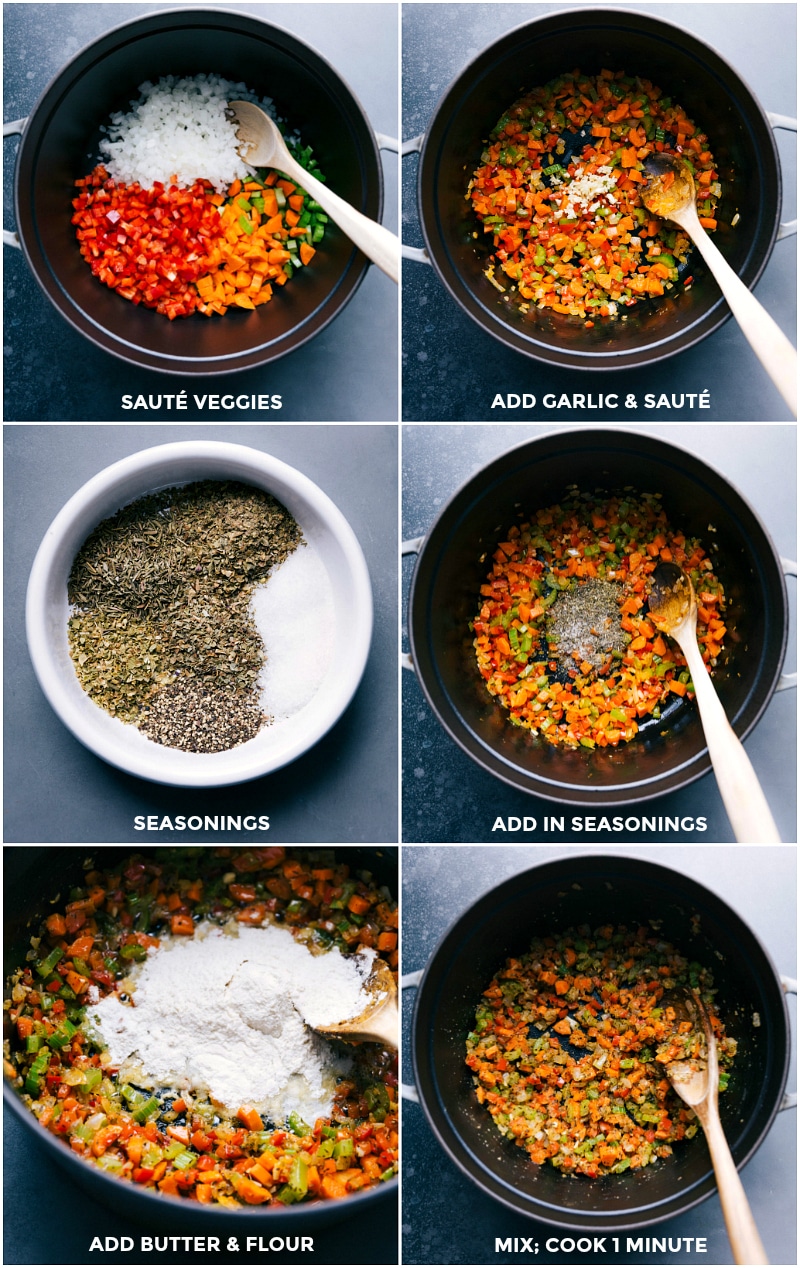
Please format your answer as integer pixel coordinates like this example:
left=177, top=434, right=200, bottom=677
left=252, top=542, right=336, bottom=721
left=86, top=922, right=375, bottom=1124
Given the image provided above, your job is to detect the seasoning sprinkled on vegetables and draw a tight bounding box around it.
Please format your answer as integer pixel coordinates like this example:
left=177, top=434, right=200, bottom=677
left=471, top=489, right=726, bottom=748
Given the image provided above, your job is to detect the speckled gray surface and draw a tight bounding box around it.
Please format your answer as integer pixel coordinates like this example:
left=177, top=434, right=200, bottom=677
left=4, top=425, right=398, bottom=842
left=3, top=3, right=398, bottom=421
left=401, top=3, right=796, bottom=421
left=401, top=424, right=797, bottom=843
left=401, top=844, right=797, bottom=1264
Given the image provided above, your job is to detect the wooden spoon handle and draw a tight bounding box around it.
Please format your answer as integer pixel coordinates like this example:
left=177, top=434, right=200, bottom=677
left=701, top=1110, right=769, bottom=1264
left=680, top=637, right=781, bottom=842
left=687, top=225, right=796, bottom=417
left=278, top=150, right=399, bottom=284
left=340, top=993, right=398, bottom=1047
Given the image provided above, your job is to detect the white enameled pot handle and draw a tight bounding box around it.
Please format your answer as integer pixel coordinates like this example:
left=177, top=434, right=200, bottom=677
left=401, top=134, right=431, bottom=264
left=400, top=970, right=423, bottom=1101
left=776, top=559, right=797, bottom=691
left=401, top=536, right=425, bottom=672
left=3, top=117, right=25, bottom=249
left=768, top=113, right=798, bottom=240
left=780, top=975, right=797, bottom=1110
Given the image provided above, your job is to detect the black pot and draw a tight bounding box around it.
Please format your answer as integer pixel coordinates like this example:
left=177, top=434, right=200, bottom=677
left=415, top=7, right=784, bottom=369
left=3, top=846, right=398, bottom=1231
left=9, top=8, right=384, bottom=375
left=408, top=853, right=791, bottom=1230
left=407, top=428, right=789, bottom=806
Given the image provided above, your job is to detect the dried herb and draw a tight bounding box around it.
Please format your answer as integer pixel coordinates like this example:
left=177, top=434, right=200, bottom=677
left=67, top=480, right=302, bottom=750
left=547, top=578, right=627, bottom=678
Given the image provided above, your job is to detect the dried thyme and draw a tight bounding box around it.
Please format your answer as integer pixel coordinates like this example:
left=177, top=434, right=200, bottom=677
left=67, top=480, right=302, bottom=751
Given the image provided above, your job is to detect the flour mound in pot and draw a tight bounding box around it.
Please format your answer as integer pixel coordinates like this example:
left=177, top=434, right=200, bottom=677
left=86, top=922, right=376, bottom=1125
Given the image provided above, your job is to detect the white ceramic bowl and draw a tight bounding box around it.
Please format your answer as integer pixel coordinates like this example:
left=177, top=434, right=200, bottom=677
left=26, top=442, right=373, bottom=787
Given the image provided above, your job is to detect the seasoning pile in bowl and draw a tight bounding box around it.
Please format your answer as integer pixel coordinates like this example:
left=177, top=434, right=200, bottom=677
left=72, top=75, right=329, bottom=318
left=468, top=70, right=720, bottom=322
left=67, top=480, right=335, bottom=753
left=3, top=848, right=399, bottom=1206
left=465, top=924, right=736, bottom=1178
left=471, top=488, right=726, bottom=749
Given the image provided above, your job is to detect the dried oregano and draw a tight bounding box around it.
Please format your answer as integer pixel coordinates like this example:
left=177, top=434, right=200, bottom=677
left=67, top=480, right=302, bottom=751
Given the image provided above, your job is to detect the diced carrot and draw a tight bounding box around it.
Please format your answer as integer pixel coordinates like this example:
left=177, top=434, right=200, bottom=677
left=16, top=1015, right=34, bottom=1040
left=237, top=1106, right=264, bottom=1132
left=230, top=1174, right=271, bottom=1204
left=347, top=893, right=372, bottom=915
left=64, top=970, right=90, bottom=995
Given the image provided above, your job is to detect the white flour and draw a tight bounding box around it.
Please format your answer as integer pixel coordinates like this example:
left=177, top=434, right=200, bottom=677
left=251, top=542, right=336, bottom=721
left=87, top=923, right=374, bottom=1125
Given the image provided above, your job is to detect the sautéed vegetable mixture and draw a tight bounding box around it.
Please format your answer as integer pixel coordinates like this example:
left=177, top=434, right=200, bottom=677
left=472, top=489, right=726, bottom=749
left=466, top=925, right=736, bottom=1177
left=469, top=70, right=720, bottom=321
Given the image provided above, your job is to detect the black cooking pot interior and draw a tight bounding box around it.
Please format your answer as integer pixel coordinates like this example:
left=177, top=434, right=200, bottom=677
left=408, top=429, right=787, bottom=806
left=3, top=846, right=397, bottom=1230
left=14, top=8, right=382, bottom=374
left=411, top=854, right=789, bottom=1230
left=418, top=8, right=781, bottom=369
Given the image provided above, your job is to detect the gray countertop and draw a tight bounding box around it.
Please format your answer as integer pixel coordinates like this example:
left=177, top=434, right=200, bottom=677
left=402, top=423, right=797, bottom=843
left=401, top=844, right=797, bottom=1265
left=4, top=425, right=398, bottom=842
left=401, top=2, right=796, bottom=421
left=3, top=2, right=398, bottom=422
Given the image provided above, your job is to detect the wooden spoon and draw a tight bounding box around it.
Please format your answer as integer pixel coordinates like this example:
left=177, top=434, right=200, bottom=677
left=666, top=993, right=769, bottom=1265
left=227, top=101, right=399, bottom=283
left=647, top=561, right=780, bottom=842
left=313, top=956, right=398, bottom=1047
left=641, top=153, right=796, bottom=417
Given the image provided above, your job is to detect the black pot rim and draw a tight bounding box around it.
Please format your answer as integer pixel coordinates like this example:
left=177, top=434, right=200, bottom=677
left=407, top=426, right=789, bottom=805
left=415, top=5, right=782, bottom=371
left=12, top=6, right=384, bottom=375
left=409, top=852, right=791, bottom=1230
